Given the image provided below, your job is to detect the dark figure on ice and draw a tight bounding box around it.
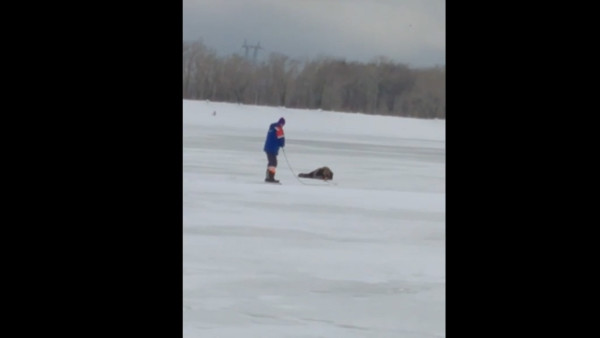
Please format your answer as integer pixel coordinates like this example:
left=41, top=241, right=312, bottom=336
left=263, top=117, right=286, bottom=183
left=298, top=166, right=333, bottom=181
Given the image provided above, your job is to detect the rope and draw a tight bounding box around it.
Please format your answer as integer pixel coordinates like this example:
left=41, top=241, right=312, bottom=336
left=281, top=148, right=334, bottom=186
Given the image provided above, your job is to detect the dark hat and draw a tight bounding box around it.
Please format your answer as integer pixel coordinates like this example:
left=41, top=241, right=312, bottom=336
left=278, top=117, right=286, bottom=126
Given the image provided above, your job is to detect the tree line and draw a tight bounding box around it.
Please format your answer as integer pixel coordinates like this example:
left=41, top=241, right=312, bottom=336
left=183, top=40, right=445, bottom=119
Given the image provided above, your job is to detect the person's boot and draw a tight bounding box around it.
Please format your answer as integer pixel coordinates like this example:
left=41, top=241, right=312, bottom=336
left=265, top=169, right=279, bottom=183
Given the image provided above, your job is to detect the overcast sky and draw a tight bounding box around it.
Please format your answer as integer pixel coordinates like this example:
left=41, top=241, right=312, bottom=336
left=183, top=0, right=445, bottom=68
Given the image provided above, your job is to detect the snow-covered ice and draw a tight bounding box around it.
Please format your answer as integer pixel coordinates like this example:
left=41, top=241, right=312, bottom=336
left=184, top=100, right=445, bottom=337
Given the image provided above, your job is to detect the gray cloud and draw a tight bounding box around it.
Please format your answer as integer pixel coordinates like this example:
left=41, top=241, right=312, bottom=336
left=183, top=0, right=445, bottom=67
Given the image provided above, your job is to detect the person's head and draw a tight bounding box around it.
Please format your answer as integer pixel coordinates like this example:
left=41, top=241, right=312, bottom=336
left=278, top=117, right=285, bottom=126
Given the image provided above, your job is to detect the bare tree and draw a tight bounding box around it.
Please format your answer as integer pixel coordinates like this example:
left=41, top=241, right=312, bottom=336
left=266, top=53, right=300, bottom=106
left=397, top=66, right=445, bottom=118
left=183, top=39, right=445, bottom=119
left=183, top=40, right=203, bottom=98
left=221, top=54, right=253, bottom=103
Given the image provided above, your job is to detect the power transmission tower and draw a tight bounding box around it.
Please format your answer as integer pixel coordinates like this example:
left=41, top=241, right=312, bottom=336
left=241, top=39, right=251, bottom=59
left=251, top=42, right=262, bottom=62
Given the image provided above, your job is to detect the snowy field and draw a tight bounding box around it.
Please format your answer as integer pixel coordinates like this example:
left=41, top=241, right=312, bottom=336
left=183, top=100, right=445, bottom=338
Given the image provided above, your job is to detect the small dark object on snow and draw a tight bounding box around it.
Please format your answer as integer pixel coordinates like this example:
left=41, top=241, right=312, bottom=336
left=298, top=167, right=333, bottom=180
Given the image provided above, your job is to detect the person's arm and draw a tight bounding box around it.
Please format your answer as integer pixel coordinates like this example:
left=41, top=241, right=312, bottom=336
left=277, top=127, right=285, bottom=148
